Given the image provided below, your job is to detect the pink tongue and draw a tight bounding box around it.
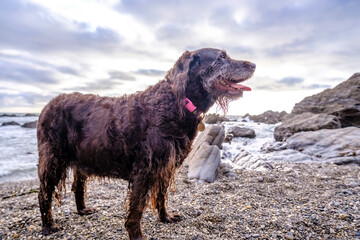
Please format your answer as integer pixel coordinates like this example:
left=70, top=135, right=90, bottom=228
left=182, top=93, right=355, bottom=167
left=230, top=82, right=251, bottom=91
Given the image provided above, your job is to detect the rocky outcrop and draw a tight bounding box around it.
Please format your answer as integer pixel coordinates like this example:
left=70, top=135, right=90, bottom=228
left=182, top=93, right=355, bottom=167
left=274, top=113, right=341, bottom=141
left=291, top=73, right=360, bottom=127
left=204, top=113, right=229, bottom=124
left=21, top=121, right=37, bottom=128
left=231, top=148, right=273, bottom=170
left=0, top=114, right=16, bottom=117
left=24, top=113, right=38, bottom=117
left=1, top=121, right=20, bottom=126
left=227, top=126, right=256, bottom=138
left=265, top=127, right=360, bottom=165
left=243, top=110, right=288, bottom=124
left=186, top=125, right=225, bottom=183
left=274, top=73, right=360, bottom=141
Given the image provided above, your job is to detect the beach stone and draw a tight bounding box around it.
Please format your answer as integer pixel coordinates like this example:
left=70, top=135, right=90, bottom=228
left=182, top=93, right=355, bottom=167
left=21, top=121, right=37, bottom=128
left=24, top=113, right=37, bottom=117
left=232, top=148, right=273, bottom=170
left=224, top=133, right=233, bottom=143
left=285, top=232, right=294, bottom=240
left=227, top=126, right=256, bottom=138
left=187, top=124, right=224, bottom=162
left=204, top=113, right=229, bottom=124
left=187, top=143, right=220, bottom=183
left=186, top=125, right=225, bottom=182
left=274, top=113, right=341, bottom=141
left=266, top=127, right=360, bottom=163
left=255, top=177, right=264, bottom=183
left=266, top=149, right=313, bottom=162
left=243, top=110, right=288, bottom=124
left=1, top=121, right=20, bottom=126
left=0, top=114, right=16, bottom=117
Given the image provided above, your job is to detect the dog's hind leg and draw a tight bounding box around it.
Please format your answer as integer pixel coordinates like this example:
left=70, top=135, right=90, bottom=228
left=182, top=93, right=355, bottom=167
left=71, top=168, right=96, bottom=215
left=38, top=150, right=67, bottom=235
left=125, top=173, right=151, bottom=240
left=156, top=179, right=182, bottom=223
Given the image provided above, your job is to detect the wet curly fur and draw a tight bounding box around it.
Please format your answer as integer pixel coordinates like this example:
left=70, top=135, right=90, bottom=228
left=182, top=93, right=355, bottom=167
left=37, top=48, right=255, bottom=239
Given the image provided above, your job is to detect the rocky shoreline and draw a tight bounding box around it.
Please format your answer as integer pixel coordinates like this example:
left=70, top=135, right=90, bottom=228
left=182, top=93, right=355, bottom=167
left=1, top=73, right=360, bottom=239
left=1, top=162, right=359, bottom=240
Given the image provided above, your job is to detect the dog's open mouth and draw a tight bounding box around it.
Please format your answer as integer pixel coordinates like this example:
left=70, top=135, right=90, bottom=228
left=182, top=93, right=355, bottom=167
left=214, top=78, right=251, bottom=95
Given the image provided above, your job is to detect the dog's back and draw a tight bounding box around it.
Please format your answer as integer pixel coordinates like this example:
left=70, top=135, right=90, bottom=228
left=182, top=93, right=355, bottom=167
left=37, top=92, right=139, bottom=179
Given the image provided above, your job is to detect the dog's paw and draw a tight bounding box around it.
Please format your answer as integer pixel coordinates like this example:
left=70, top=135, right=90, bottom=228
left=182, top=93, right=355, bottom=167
left=78, top=207, right=96, bottom=215
left=160, top=213, right=182, bottom=223
left=42, top=224, right=61, bottom=235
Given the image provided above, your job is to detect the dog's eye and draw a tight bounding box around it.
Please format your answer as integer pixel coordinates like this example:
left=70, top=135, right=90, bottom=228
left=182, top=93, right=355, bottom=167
left=219, top=52, right=226, bottom=59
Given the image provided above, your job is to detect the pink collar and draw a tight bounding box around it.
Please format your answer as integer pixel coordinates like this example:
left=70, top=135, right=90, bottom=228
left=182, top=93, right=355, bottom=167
left=184, top=98, right=202, bottom=117
left=170, top=83, right=202, bottom=117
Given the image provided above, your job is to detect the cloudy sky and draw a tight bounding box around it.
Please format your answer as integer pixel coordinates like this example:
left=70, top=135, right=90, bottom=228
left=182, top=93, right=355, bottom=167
left=0, top=0, right=359, bottom=115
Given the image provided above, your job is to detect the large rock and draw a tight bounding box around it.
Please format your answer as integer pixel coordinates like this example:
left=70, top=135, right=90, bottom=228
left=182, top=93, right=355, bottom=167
left=0, top=114, right=16, bottom=117
left=186, top=125, right=225, bottom=183
left=21, top=121, right=38, bottom=128
left=292, top=73, right=360, bottom=127
left=227, top=126, right=256, bottom=138
left=204, top=113, right=229, bottom=124
left=274, top=113, right=341, bottom=141
left=243, top=110, right=288, bottom=124
left=1, top=121, right=20, bottom=126
left=24, top=113, right=38, bottom=117
left=231, top=148, right=273, bottom=170
left=265, top=127, right=360, bottom=164
left=187, top=143, right=221, bottom=183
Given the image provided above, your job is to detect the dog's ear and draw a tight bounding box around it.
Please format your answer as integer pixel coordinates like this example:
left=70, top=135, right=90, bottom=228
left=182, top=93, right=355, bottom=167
left=166, top=51, right=200, bottom=106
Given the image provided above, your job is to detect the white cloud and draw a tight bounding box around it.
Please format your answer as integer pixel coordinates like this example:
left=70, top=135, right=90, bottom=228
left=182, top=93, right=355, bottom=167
left=0, top=0, right=359, bottom=114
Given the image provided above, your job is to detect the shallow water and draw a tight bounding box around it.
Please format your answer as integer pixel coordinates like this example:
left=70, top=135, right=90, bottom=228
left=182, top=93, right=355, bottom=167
left=222, top=119, right=278, bottom=157
left=0, top=115, right=39, bottom=183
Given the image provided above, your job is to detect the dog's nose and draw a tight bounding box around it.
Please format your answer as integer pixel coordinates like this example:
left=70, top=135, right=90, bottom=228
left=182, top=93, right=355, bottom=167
left=248, top=62, right=256, bottom=70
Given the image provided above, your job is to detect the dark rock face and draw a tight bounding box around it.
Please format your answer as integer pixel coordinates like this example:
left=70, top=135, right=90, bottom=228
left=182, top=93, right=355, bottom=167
left=274, top=113, right=341, bottom=141
left=244, top=110, right=288, bottom=124
left=274, top=73, right=360, bottom=141
left=266, top=127, right=360, bottom=165
left=291, top=72, right=360, bottom=127
left=1, top=121, right=20, bottom=126
left=204, top=113, right=229, bottom=124
left=0, top=114, right=16, bottom=117
left=24, top=113, right=38, bottom=117
left=21, top=121, right=38, bottom=128
left=227, top=126, right=256, bottom=138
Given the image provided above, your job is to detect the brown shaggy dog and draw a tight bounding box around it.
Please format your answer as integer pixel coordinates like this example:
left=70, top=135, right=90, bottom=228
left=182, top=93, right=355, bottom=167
left=37, top=48, right=255, bottom=239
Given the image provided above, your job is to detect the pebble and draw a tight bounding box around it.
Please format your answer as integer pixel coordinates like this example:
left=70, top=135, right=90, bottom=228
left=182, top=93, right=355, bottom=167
left=0, top=163, right=359, bottom=240
left=255, top=177, right=264, bottom=183
left=285, top=232, right=294, bottom=240
left=340, top=189, right=353, bottom=195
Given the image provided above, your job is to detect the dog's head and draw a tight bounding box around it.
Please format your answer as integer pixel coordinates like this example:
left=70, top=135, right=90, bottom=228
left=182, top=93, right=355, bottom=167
left=166, top=48, right=255, bottom=114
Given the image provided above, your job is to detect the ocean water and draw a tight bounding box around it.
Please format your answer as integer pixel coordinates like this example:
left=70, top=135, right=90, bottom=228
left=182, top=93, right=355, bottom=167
left=222, top=118, right=278, bottom=157
left=0, top=114, right=39, bottom=183
left=0, top=115, right=278, bottom=183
